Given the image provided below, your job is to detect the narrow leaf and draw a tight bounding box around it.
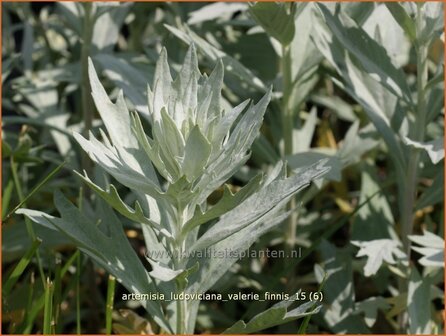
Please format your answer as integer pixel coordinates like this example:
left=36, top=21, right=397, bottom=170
left=182, top=126, right=211, bottom=182
left=317, top=4, right=412, bottom=105
left=407, top=267, right=432, bottom=334
left=3, top=239, right=42, bottom=296
left=385, top=3, right=417, bottom=42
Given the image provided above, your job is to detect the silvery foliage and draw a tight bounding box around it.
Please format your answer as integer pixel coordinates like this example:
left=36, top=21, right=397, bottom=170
left=409, top=231, right=444, bottom=268
left=311, top=3, right=443, bottom=333
left=352, top=239, right=408, bottom=277
left=19, top=45, right=330, bottom=333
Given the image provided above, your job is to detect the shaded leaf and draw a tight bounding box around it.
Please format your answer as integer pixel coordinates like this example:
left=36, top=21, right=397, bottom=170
left=315, top=241, right=369, bottom=333
left=17, top=192, right=171, bottom=332
left=351, top=163, right=397, bottom=241
left=249, top=2, right=295, bottom=45
left=164, top=24, right=266, bottom=92
left=415, top=170, right=444, bottom=210
left=317, top=4, right=412, bottom=105
left=93, top=53, right=152, bottom=116
left=311, top=14, right=407, bottom=186
left=385, top=3, right=416, bottom=42
left=407, top=267, right=432, bottom=334
left=355, top=297, right=390, bottom=327
left=92, top=4, right=131, bottom=51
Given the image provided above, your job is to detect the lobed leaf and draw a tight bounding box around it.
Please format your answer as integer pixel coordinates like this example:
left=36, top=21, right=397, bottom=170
left=415, top=170, right=444, bottom=210
left=403, top=136, right=444, bottom=164
left=17, top=192, right=172, bottom=332
left=73, top=132, right=163, bottom=199
left=182, top=173, right=263, bottom=235
left=409, top=231, right=444, bottom=268
left=223, top=297, right=320, bottom=334
left=354, top=297, right=390, bottom=328
left=75, top=171, right=165, bottom=231
left=92, top=53, right=151, bottom=116
left=192, top=160, right=329, bottom=252
left=352, top=239, right=408, bottom=276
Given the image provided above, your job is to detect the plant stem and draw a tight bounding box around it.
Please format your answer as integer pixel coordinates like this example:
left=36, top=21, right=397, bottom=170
left=176, top=293, right=186, bottom=334
left=175, top=205, right=187, bottom=334
left=175, top=273, right=188, bottom=335
left=76, top=252, right=82, bottom=334
left=105, top=275, right=116, bottom=335
left=398, top=6, right=428, bottom=331
left=80, top=7, right=103, bottom=331
left=401, top=5, right=428, bottom=256
left=22, top=272, right=35, bottom=333
left=43, top=278, right=54, bottom=335
left=53, top=259, right=62, bottom=334
left=10, top=157, right=46, bottom=286
left=10, top=157, right=36, bottom=243
left=4, top=160, right=66, bottom=221
left=281, top=44, right=297, bottom=249
left=81, top=2, right=94, bottom=186
left=282, top=46, right=293, bottom=158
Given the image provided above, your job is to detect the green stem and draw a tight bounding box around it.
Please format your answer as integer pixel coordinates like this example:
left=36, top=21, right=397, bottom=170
left=76, top=252, right=82, bottom=334
left=43, top=278, right=54, bottom=335
left=53, top=259, right=62, bottom=333
left=281, top=44, right=297, bottom=249
left=22, top=272, right=36, bottom=333
left=81, top=2, right=94, bottom=185
left=176, top=293, right=185, bottom=334
left=17, top=251, right=79, bottom=334
left=282, top=45, right=293, bottom=158
left=401, top=5, right=429, bottom=256
left=398, top=5, right=428, bottom=331
left=10, top=157, right=46, bottom=286
left=175, top=205, right=187, bottom=334
left=105, top=275, right=116, bottom=335
left=4, top=160, right=66, bottom=221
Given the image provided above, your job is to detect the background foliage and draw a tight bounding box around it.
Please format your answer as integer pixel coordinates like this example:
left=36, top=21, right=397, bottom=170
left=2, top=2, right=444, bottom=334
